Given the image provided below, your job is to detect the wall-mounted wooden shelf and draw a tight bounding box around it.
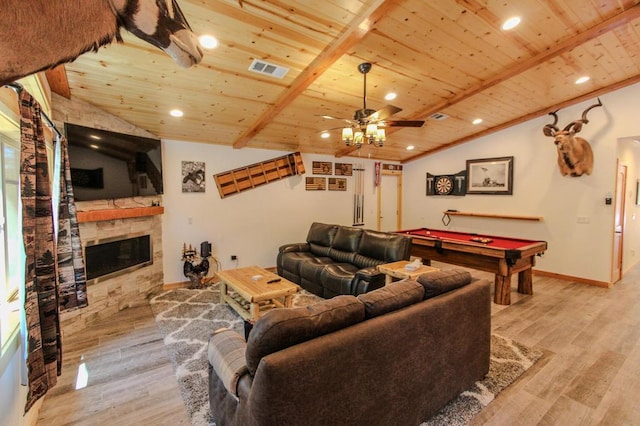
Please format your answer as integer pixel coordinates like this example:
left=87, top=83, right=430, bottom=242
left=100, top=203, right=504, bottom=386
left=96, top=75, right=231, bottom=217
left=77, top=206, right=164, bottom=223
left=443, top=211, right=543, bottom=221
left=214, top=152, right=305, bottom=198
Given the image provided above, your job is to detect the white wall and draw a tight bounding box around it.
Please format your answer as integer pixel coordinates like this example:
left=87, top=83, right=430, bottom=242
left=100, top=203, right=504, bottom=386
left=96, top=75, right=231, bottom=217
left=161, top=143, right=382, bottom=284
left=162, top=83, right=640, bottom=285
left=404, top=82, right=640, bottom=284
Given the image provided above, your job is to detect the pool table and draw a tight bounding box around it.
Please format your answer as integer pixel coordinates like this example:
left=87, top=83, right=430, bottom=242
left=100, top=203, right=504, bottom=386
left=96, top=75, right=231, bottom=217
left=396, top=228, right=547, bottom=305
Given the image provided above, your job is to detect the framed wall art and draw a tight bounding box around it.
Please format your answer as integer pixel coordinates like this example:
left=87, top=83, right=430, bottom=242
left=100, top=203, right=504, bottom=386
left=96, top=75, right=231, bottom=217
left=312, top=161, right=333, bottom=175
left=334, top=163, right=353, bottom=176
left=182, top=161, right=206, bottom=193
left=306, top=177, right=326, bottom=190
left=466, top=156, right=513, bottom=195
left=328, top=178, right=347, bottom=191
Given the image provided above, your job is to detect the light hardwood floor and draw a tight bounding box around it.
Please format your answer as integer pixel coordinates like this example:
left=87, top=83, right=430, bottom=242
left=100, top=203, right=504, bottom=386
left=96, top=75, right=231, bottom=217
left=36, top=304, right=189, bottom=425
left=37, top=263, right=640, bottom=425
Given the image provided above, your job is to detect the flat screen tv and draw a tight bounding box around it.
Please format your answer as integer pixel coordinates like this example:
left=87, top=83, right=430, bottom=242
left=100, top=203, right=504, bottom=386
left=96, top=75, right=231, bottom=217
left=64, top=123, right=163, bottom=201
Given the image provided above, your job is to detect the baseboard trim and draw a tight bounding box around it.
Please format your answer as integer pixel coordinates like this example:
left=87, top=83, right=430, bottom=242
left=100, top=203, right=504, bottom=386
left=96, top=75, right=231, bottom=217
left=533, top=269, right=611, bottom=288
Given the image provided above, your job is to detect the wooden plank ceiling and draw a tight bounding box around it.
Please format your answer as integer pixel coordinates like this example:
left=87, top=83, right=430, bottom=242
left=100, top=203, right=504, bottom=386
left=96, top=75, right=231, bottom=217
left=54, top=0, right=640, bottom=162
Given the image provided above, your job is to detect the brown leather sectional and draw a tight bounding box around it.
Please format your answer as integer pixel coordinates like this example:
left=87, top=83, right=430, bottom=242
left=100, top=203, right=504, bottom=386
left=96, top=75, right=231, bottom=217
left=208, top=269, right=491, bottom=425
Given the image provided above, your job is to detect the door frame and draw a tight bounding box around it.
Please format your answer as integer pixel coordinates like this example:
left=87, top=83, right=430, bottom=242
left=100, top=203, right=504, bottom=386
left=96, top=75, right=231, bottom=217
left=376, top=168, right=403, bottom=231
left=611, top=160, right=626, bottom=283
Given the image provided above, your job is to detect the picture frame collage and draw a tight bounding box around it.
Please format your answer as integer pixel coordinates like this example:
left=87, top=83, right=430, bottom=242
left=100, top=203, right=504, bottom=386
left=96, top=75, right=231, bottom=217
left=306, top=161, right=351, bottom=191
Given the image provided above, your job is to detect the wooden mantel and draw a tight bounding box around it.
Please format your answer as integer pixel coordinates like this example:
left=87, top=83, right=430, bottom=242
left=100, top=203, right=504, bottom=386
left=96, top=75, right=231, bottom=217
left=77, top=206, right=164, bottom=223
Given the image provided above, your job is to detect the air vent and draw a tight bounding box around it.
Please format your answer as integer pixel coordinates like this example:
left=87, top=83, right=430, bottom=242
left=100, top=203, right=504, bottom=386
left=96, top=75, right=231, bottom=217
left=429, top=112, right=449, bottom=120
left=248, top=59, right=289, bottom=79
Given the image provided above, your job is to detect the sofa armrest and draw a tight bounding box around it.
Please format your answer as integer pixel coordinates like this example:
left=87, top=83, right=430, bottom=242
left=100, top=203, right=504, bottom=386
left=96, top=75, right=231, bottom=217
left=208, top=328, right=249, bottom=400
left=278, top=242, right=310, bottom=253
left=353, top=266, right=386, bottom=295
left=355, top=265, right=384, bottom=281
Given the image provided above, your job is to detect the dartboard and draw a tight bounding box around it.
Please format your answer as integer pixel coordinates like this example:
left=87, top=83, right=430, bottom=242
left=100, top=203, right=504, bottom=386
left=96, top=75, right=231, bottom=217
left=435, top=176, right=454, bottom=195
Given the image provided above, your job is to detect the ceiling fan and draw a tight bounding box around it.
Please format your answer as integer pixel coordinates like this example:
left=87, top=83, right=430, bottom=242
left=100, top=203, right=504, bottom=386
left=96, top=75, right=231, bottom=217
left=321, top=62, right=425, bottom=148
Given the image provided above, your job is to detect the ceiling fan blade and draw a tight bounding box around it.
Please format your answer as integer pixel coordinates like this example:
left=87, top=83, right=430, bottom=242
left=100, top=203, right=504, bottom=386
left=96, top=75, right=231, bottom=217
left=386, top=120, right=425, bottom=127
left=367, top=105, right=402, bottom=121
left=315, top=114, right=354, bottom=125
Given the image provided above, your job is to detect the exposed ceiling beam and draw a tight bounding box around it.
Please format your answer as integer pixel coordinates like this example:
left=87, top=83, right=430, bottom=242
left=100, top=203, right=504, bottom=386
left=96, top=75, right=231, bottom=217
left=335, top=3, right=640, bottom=158
left=404, top=73, right=640, bottom=163
left=232, top=0, right=401, bottom=149
left=45, top=65, right=71, bottom=99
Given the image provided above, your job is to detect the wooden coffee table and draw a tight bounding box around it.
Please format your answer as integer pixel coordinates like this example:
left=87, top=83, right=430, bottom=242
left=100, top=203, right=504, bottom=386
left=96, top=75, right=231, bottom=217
left=216, top=265, right=299, bottom=321
left=377, top=260, right=439, bottom=285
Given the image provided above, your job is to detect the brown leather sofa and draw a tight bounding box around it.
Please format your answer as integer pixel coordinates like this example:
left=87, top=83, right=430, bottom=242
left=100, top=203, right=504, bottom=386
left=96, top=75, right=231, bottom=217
left=208, top=269, right=491, bottom=426
left=277, top=222, right=411, bottom=297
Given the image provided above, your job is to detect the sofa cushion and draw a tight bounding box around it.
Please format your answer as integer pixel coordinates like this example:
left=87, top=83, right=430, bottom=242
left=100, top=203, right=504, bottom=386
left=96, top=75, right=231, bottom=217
left=357, top=231, right=410, bottom=263
left=321, top=263, right=359, bottom=296
left=306, top=222, right=337, bottom=246
left=357, top=279, right=424, bottom=318
left=245, top=295, right=365, bottom=374
left=332, top=227, right=363, bottom=252
left=357, top=230, right=387, bottom=259
left=208, top=328, right=248, bottom=400
left=417, top=269, right=472, bottom=299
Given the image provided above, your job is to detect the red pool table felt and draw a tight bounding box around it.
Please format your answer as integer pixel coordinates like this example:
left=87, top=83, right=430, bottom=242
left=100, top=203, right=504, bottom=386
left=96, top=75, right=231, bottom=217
left=398, top=228, right=540, bottom=250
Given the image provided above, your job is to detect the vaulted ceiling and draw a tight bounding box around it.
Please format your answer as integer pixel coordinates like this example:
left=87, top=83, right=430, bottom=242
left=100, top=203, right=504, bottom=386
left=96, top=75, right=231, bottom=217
left=49, top=0, right=640, bottom=162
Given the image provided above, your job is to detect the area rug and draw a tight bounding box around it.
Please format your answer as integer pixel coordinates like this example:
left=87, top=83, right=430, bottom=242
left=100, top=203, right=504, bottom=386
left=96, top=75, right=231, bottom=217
left=150, top=284, right=542, bottom=426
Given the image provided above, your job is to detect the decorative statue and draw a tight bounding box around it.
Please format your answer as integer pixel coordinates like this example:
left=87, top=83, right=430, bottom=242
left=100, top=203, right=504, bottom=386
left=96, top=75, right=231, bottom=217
left=181, top=243, right=210, bottom=288
left=1, top=0, right=203, bottom=86
left=542, top=99, right=603, bottom=177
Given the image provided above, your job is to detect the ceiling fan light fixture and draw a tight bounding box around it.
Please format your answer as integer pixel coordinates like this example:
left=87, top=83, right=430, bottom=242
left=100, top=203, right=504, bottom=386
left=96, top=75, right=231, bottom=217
left=342, top=127, right=354, bottom=145
left=334, top=62, right=424, bottom=149
left=354, top=131, right=365, bottom=148
left=366, top=123, right=378, bottom=138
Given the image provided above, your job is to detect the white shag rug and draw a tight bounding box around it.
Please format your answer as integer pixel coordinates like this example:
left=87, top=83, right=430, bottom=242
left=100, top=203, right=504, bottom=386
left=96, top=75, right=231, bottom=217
left=150, top=284, right=542, bottom=426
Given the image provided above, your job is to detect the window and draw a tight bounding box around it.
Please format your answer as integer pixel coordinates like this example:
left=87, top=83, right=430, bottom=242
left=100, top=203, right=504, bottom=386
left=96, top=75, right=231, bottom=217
left=0, top=118, right=23, bottom=349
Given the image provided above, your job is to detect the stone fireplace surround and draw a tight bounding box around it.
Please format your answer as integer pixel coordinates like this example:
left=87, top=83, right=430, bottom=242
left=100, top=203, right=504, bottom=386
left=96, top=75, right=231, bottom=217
left=52, top=94, right=167, bottom=336
left=60, top=198, right=164, bottom=336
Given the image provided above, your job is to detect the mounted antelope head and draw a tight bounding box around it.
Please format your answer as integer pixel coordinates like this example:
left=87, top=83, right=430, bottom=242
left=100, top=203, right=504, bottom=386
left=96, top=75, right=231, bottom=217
left=0, top=0, right=203, bottom=87
left=542, top=98, right=603, bottom=177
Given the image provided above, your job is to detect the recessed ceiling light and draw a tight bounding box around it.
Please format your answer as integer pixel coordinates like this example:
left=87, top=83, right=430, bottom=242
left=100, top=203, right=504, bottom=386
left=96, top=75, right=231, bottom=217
left=321, top=132, right=330, bottom=139
left=198, top=35, right=218, bottom=49
left=575, top=76, right=590, bottom=84
left=385, top=92, right=397, bottom=101
left=170, top=109, right=184, bottom=117
left=406, top=145, right=415, bottom=151
left=472, top=118, right=483, bottom=125
left=502, top=16, right=521, bottom=30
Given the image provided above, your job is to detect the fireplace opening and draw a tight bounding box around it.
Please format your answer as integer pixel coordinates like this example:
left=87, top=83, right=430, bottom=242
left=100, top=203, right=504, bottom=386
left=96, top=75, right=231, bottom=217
left=85, top=232, right=152, bottom=284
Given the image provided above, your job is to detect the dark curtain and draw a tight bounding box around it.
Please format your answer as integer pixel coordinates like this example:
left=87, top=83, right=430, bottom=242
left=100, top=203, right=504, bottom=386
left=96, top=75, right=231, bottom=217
left=19, top=90, right=61, bottom=412
left=56, top=136, right=88, bottom=311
